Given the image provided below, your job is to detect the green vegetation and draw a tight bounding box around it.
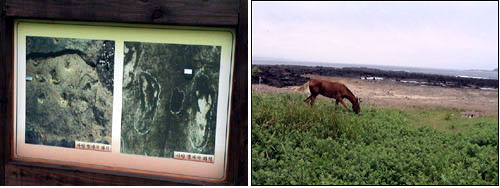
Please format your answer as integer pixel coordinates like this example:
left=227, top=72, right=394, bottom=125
left=252, top=93, right=498, bottom=185
left=405, top=107, right=498, bottom=133
left=252, top=65, right=261, bottom=75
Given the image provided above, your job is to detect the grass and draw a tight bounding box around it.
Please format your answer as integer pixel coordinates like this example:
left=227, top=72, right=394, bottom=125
left=405, top=107, right=498, bottom=133
left=252, top=65, right=261, bottom=75
left=251, top=93, right=498, bottom=185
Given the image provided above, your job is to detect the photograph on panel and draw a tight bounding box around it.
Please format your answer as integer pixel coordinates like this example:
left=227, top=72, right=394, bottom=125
left=121, top=41, right=220, bottom=162
left=25, top=36, right=114, bottom=149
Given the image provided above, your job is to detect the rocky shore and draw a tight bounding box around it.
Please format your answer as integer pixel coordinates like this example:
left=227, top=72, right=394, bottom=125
left=252, top=65, right=498, bottom=89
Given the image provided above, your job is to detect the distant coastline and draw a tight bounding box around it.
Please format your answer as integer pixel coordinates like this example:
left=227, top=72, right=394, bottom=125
left=253, top=59, right=498, bottom=80
left=467, top=68, right=498, bottom=72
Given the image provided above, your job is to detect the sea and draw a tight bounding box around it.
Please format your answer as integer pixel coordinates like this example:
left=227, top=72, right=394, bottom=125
left=253, top=60, right=499, bottom=80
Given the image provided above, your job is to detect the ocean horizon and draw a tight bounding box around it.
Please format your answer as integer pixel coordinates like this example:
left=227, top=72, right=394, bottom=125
left=253, top=59, right=499, bottom=80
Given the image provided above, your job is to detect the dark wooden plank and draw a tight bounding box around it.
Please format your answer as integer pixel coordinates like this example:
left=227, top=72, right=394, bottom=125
left=236, top=0, right=248, bottom=185
left=5, top=0, right=239, bottom=26
left=4, top=163, right=191, bottom=185
left=0, top=7, right=14, bottom=187
left=0, top=0, right=6, bottom=184
left=226, top=0, right=247, bottom=185
left=5, top=159, right=231, bottom=185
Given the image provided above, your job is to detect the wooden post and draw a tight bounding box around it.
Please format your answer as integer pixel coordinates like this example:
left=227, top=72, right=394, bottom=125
left=226, top=0, right=248, bottom=185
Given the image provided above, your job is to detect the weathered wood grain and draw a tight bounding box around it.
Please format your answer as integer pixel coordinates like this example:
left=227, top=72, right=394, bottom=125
left=0, top=12, right=14, bottom=187
left=5, top=0, right=239, bottom=26
left=226, top=0, right=248, bottom=185
left=0, top=2, right=6, bottom=185
left=4, top=163, right=191, bottom=185
left=236, top=0, right=248, bottom=183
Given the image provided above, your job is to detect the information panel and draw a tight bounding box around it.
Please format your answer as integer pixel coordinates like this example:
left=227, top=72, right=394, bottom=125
left=14, top=20, right=234, bottom=180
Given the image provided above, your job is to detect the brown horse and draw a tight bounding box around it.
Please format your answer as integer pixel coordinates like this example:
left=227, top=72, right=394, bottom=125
left=295, top=79, right=361, bottom=114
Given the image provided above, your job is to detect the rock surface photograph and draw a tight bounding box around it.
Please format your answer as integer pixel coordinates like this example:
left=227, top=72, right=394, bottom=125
left=121, top=41, right=221, bottom=158
left=25, top=36, right=114, bottom=148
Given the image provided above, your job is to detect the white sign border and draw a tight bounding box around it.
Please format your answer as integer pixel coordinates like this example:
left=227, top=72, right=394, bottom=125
left=13, top=19, right=235, bottom=181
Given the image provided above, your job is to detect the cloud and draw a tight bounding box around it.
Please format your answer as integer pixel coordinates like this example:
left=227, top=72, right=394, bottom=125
left=252, top=2, right=498, bottom=70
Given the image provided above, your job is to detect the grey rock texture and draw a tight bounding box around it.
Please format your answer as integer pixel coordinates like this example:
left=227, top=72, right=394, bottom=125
left=25, top=36, right=114, bottom=148
left=121, top=42, right=221, bottom=158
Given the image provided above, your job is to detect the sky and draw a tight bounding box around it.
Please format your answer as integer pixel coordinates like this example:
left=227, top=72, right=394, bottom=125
left=252, top=2, right=498, bottom=70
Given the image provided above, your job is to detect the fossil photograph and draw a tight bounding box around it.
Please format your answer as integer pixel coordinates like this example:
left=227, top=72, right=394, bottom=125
left=121, top=41, right=221, bottom=158
left=25, top=36, right=114, bottom=148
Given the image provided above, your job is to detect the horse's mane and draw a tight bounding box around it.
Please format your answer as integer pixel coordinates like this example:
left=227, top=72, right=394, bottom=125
left=343, top=84, right=355, bottom=98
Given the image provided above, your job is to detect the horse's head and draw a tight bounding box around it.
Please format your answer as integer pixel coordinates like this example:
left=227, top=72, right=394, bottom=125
left=353, top=97, right=361, bottom=114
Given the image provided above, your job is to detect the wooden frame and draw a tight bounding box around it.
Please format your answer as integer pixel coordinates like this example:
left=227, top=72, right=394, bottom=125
left=0, top=0, right=247, bottom=185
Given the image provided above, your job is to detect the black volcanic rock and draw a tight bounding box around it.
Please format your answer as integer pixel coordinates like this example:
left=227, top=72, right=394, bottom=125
left=121, top=42, right=220, bottom=158
left=251, top=66, right=310, bottom=88
left=25, top=37, right=113, bottom=148
left=252, top=65, right=498, bottom=89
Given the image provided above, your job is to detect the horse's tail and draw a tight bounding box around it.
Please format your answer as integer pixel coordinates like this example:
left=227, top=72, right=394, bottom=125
left=295, top=81, right=310, bottom=92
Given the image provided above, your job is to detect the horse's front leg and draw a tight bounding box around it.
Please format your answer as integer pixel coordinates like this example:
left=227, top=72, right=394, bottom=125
left=334, top=100, right=339, bottom=111
left=338, top=97, right=350, bottom=113
left=309, top=95, right=318, bottom=106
